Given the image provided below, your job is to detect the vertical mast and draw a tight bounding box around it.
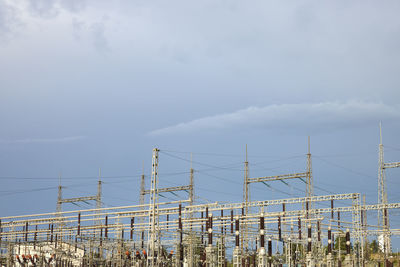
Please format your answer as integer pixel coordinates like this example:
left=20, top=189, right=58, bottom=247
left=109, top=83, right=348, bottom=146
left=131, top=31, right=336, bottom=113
left=242, top=145, right=249, bottom=253
left=97, top=168, right=102, bottom=210
left=97, top=168, right=102, bottom=226
left=96, top=168, right=102, bottom=242
left=378, top=123, right=390, bottom=256
left=306, top=136, right=313, bottom=198
left=140, top=162, right=145, bottom=206
left=148, top=148, right=160, bottom=267
left=190, top=153, right=194, bottom=205
left=378, top=122, right=386, bottom=213
left=97, top=168, right=103, bottom=257
left=139, top=162, right=145, bottom=250
left=57, top=173, right=62, bottom=213
left=56, top=173, right=63, bottom=243
left=188, top=153, right=195, bottom=267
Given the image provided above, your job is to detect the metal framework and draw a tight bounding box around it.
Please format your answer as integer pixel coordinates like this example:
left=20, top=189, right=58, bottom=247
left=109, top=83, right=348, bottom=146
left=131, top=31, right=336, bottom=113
left=147, top=148, right=160, bottom=267
left=247, top=172, right=308, bottom=184
left=0, top=141, right=399, bottom=267
left=378, top=125, right=400, bottom=258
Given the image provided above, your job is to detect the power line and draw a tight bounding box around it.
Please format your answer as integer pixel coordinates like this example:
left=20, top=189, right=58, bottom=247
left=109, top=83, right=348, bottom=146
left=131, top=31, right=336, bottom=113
left=0, top=175, right=142, bottom=180
left=161, top=149, right=293, bottom=159
left=314, top=156, right=376, bottom=180
left=0, top=186, right=59, bottom=197
left=160, top=150, right=243, bottom=171
left=250, top=154, right=304, bottom=166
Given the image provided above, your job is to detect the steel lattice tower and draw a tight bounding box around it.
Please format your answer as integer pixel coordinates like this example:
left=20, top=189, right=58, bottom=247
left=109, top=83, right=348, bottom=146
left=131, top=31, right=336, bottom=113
left=242, top=145, right=249, bottom=254
left=147, top=148, right=160, bottom=267
left=378, top=124, right=391, bottom=256
left=306, top=136, right=313, bottom=199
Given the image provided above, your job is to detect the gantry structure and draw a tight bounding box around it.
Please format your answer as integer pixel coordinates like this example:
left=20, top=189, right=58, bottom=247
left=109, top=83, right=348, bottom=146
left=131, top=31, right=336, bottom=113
left=378, top=124, right=400, bottom=260
left=0, top=134, right=399, bottom=267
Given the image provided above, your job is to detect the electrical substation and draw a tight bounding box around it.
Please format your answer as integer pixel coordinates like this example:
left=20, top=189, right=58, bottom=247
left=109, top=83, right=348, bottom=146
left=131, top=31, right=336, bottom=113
left=1, top=133, right=399, bottom=267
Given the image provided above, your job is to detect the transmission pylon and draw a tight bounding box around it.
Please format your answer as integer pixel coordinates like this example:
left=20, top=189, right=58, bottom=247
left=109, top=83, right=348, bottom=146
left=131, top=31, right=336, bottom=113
left=56, top=173, right=63, bottom=243
left=306, top=136, right=313, bottom=199
left=189, top=153, right=194, bottom=206
left=97, top=168, right=102, bottom=210
left=56, top=172, right=101, bottom=242
left=140, top=171, right=146, bottom=206
left=188, top=153, right=195, bottom=267
left=378, top=124, right=391, bottom=257
left=96, top=168, right=102, bottom=228
left=57, top=173, right=62, bottom=214
left=139, top=164, right=146, bottom=248
left=147, top=148, right=160, bottom=267
left=242, top=144, right=249, bottom=254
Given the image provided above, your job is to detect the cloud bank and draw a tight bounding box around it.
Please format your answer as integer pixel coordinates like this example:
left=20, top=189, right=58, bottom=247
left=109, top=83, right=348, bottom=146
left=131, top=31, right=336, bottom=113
left=149, top=101, right=400, bottom=136
left=0, top=136, right=86, bottom=144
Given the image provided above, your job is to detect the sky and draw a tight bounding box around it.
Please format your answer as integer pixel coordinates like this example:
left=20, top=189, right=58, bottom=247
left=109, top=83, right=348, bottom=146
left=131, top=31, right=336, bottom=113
left=0, top=0, right=400, bottom=248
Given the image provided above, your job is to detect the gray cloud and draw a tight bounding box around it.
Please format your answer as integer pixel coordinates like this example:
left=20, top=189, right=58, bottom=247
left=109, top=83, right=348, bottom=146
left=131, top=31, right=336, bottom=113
left=149, top=101, right=400, bottom=136
left=0, top=1, right=21, bottom=42
left=90, top=20, right=110, bottom=53
left=27, top=0, right=59, bottom=18
left=71, top=17, right=110, bottom=52
left=27, top=0, right=86, bottom=19
left=71, top=18, right=85, bottom=40
left=59, top=0, right=87, bottom=13
left=0, top=136, right=86, bottom=144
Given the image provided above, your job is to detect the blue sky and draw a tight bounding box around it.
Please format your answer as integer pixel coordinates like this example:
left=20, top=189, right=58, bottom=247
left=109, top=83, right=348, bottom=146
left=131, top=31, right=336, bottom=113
left=0, top=0, right=400, bottom=248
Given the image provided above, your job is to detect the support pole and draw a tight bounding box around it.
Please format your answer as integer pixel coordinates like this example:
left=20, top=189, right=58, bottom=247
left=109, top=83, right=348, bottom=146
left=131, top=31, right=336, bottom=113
left=233, top=217, right=241, bottom=267
left=258, top=213, right=266, bottom=267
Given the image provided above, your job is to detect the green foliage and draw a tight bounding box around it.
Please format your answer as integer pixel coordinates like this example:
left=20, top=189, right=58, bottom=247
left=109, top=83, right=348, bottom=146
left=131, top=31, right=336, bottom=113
left=369, top=239, right=379, bottom=254
left=333, top=232, right=352, bottom=252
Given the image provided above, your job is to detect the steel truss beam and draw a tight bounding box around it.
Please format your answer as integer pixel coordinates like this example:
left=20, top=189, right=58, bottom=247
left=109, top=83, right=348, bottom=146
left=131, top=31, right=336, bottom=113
left=247, top=172, right=308, bottom=184
left=383, top=161, right=400, bottom=169
left=142, top=185, right=191, bottom=195
left=58, top=196, right=97, bottom=204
